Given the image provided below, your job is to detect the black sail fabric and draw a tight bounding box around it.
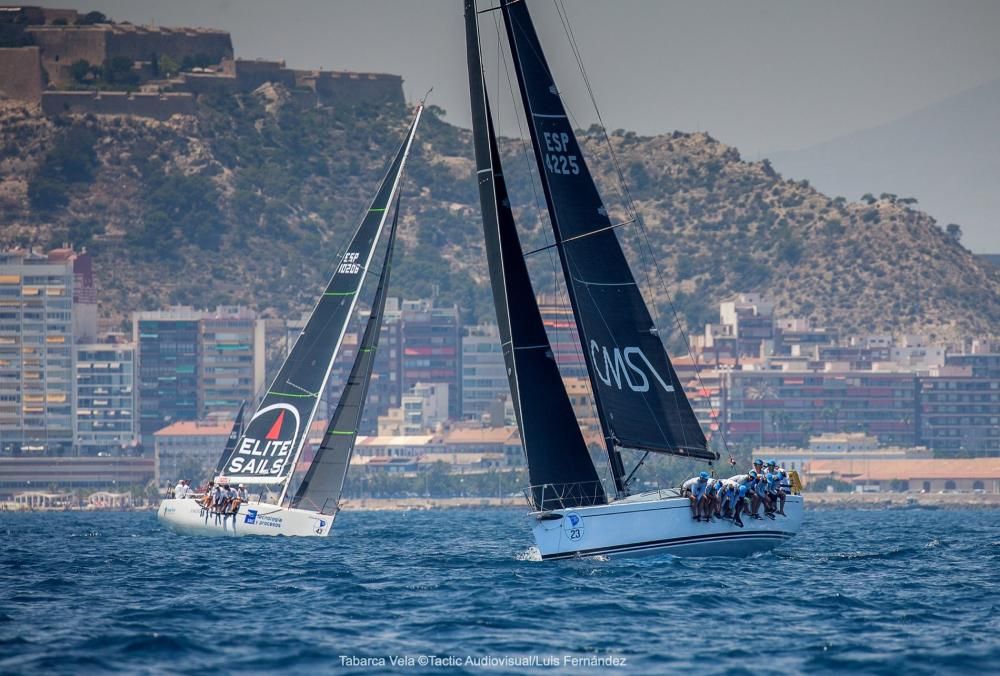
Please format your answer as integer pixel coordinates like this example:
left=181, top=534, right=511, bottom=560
left=213, top=401, right=245, bottom=477
left=466, top=0, right=605, bottom=509
left=500, top=1, right=713, bottom=462
left=291, top=198, right=402, bottom=515
left=217, top=109, right=423, bottom=488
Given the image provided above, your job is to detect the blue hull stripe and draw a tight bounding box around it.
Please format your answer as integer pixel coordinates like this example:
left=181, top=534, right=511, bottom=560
left=541, top=530, right=795, bottom=560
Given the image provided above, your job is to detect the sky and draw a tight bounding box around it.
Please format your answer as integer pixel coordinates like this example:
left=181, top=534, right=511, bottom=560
left=41, top=0, right=1000, bottom=248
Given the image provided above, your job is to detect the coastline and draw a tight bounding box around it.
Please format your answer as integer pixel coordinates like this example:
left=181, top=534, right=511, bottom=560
left=4, top=492, right=998, bottom=514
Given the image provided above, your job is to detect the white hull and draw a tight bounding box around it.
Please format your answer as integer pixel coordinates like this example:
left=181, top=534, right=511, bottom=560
left=531, top=492, right=803, bottom=560
left=157, top=498, right=334, bottom=537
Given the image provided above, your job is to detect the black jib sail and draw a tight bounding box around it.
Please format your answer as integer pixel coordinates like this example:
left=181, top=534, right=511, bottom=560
left=213, top=401, right=246, bottom=478
left=217, top=107, right=423, bottom=491
left=499, top=1, right=714, bottom=482
left=290, top=198, right=402, bottom=514
left=466, top=0, right=605, bottom=509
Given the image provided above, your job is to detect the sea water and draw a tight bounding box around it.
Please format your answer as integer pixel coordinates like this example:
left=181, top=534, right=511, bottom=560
left=1, top=507, right=998, bottom=674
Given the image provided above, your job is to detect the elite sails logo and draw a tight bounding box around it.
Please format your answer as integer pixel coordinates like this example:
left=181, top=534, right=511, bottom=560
left=226, top=403, right=301, bottom=477
left=589, top=340, right=676, bottom=394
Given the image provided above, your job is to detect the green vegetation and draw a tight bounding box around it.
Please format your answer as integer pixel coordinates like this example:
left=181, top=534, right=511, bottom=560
left=1, top=86, right=997, bottom=339
left=75, top=11, right=108, bottom=26
left=27, top=124, right=97, bottom=212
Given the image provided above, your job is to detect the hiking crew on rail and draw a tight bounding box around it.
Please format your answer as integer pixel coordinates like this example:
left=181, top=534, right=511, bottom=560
left=681, top=460, right=790, bottom=528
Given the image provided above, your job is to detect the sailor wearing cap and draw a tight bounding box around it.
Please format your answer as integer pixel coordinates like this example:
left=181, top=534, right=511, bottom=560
left=681, top=471, right=711, bottom=521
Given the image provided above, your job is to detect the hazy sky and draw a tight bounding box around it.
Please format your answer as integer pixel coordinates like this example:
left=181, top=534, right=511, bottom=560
left=45, top=0, right=1000, bottom=152
left=42, top=1, right=1000, bottom=248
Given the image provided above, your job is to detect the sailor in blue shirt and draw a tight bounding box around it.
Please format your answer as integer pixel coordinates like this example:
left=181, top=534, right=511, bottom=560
left=681, top=471, right=711, bottom=521
left=774, top=468, right=789, bottom=516
left=731, top=484, right=748, bottom=527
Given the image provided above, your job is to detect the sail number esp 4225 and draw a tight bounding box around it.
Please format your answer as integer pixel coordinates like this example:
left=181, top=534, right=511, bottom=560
left=543, top=132, right=579, bottom=175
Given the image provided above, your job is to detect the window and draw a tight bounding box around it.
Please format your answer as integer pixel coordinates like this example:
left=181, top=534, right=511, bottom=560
left=944, top=480, right=956, bottom=490
left=923, top=481, right=930, bottom=492
left=973, top=481, right=985, bottom=491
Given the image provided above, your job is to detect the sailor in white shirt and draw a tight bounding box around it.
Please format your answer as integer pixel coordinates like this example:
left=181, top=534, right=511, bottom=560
left=173, top=480, right=186, bottom=499
left=681, top=472, right=711, bottom=521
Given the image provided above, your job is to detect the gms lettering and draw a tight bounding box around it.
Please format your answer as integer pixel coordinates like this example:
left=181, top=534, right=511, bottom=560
left=338, top=252, right=361, bottom=274
left=227, top=403, right=301, bottom=476
left=589, top=340, right=676, bottom=394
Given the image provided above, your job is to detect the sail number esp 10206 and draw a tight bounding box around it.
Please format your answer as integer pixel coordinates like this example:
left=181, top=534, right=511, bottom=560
left=542, top=132, right=579, bottom=176
left=338, top=252, right=361, bottom=275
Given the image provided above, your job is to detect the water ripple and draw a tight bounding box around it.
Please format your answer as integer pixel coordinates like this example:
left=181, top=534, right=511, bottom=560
left=1, top=508, right=999, bottom=673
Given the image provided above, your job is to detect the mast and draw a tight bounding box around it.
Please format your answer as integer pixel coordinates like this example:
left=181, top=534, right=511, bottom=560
left=274, top=106, right=423, bottom=506
left=290, top=197, right=402, bottom=514
left=213, top=401, right=245, bottom=478
left=499, top=0, right=715, bottom=497
left=215, top=106, right=423, bottom=501
left=466, top=0, right=604, bottom=508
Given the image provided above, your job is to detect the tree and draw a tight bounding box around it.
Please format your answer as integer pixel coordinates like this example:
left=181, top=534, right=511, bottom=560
left=69, top=59, right=91, bottom=84
left=945, top=223, right=962, bottom=243
left=158, top=54, right=180, bottom=77
left=103, top=56, right=138, bottom=86
left=860, top=193, right=876, bottom=205
left=76, top=11, right=108, bottom=25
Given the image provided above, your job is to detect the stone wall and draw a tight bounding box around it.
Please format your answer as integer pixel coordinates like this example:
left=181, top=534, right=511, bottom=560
left=0, top=46, right=42, bottom=102
left=105, top=25, right=232, bottom=64
left=25, top=24, right=233, bottom=86
left=302, top=71, right=404, bottom=107
left=25, top=26, right=106, bottom=85
left=41, top=90, right=196, bottom=120
left=234, top=58, right=294, bottom=91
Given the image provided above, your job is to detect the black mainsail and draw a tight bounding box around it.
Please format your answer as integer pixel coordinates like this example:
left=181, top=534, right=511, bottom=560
left=466, top=0, right=605, bottom=509
left=290, top=198, right=402, bottom=514
left=218, top=107, right=423, bottom=493
left=498, top=1, right=714, bottom=494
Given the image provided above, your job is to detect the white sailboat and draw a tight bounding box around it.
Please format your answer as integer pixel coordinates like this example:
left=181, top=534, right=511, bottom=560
left=158, top=105, right=422, bottom=537
left=465, top=1, right=802, bottom=559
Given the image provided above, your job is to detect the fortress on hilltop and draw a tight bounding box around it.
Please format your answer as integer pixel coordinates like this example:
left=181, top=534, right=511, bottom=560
left=0, top=5, right=405, bottom=117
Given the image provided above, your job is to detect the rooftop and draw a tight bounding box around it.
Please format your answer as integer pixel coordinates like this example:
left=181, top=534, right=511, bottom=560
left=807, top=459, right=1000, bottom=481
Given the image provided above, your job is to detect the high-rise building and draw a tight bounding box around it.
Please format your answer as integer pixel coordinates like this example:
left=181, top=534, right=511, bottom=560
left=536, top=293, right=587, bottom=379
left=919, top=354, right=1000, bottom=457
left=0, top=248, right=89, bottom=455
left=399, top=299, right=461, bottom=420
left=134, top=306, right=264, bottom=448
left=461, top=323, right=508, bottom=421
left=134, top=308, right=200, bottom=449
left=724, top=369, right=919, bottom=448
left=199, top=306, right=265, bottom=419
left=75, top=338, right=137, bottom=456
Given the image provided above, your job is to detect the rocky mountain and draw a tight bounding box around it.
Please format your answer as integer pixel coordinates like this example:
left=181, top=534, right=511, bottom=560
left=0, top=87, right=997, bottom=344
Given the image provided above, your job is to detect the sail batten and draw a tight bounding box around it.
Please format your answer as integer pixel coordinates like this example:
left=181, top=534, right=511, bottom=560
left=290, top=196, right=404, bottom=514
left=466, top=0, right=605, bottom=509
left=498, top=1, right=715, bottom=480
left=214, top=108, right=423, bottom=496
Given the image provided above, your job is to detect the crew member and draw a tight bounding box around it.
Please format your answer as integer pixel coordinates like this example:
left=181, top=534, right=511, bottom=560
left=681, top=471, right=711, bottom=521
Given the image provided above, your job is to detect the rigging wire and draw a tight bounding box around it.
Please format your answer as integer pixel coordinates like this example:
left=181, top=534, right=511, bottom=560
left=552, top=0, right=735, bottom=467
left=491, top=6, right=613, bottom=488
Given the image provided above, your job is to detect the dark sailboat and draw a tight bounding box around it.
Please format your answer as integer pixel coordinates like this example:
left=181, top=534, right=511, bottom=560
left=466, top=0, right=801, bottom=558
left=212, top=401, right=246, bottom=479
left=290, top=199, right=402, bottom=515
left=158, top=105, right=423, bottom=536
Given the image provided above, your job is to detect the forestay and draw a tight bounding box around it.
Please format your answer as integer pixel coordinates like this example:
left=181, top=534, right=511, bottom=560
left=500, top=1, right=713, bottom=464
left=216, top=109, right=422, bottom=487
left=466, top=0, right=605, bottom=509
left=290, top=198, right=401, bottom=514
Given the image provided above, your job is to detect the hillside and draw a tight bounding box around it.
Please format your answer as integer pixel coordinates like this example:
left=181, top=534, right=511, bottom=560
left=0, top=89, right=998, bottom=343
left=769, top=77, right=1000, bottom=253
